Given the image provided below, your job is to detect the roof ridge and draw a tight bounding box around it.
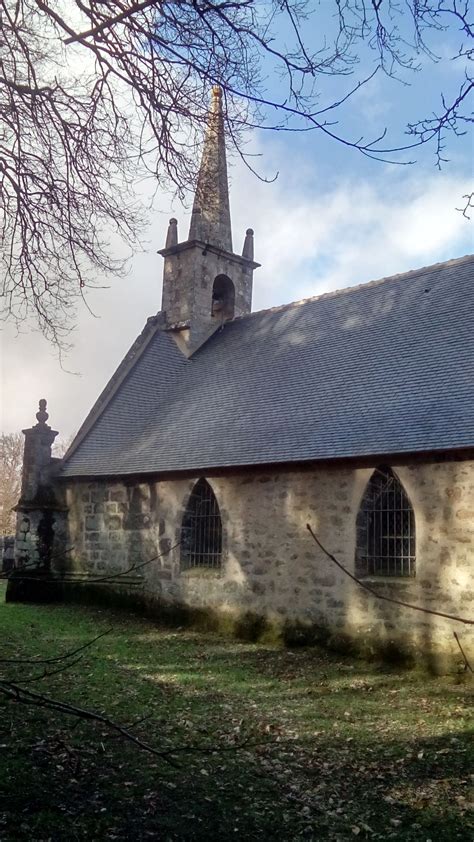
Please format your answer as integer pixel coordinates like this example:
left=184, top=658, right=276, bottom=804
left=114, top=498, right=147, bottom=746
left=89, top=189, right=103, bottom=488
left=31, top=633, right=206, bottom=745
left=235, top=253, right=474, bottom=323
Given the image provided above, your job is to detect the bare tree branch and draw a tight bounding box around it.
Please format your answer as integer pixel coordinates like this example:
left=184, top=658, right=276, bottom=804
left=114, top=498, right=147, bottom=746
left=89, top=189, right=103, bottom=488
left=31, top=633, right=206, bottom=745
left=0, top=679, right=267, bottom=765
left=456, top=191, right=474, bottom=219
left=0, top=628, right=113, bottom=665
left=453, top=631, right=474, bottom=673
left=306, top=523, right=474, bottom=626
left=0, top=679, right=179, bottom=766
left=1, top=541, right=182, bottom=585
left=1, top=0, right=472, bottom=346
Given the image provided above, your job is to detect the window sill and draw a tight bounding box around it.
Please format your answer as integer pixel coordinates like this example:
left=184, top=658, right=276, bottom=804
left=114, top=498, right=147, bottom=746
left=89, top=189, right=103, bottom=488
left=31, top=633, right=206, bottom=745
left=359, top=576, right=415, bottom=584
left=180, top=567, right=223, bottom=579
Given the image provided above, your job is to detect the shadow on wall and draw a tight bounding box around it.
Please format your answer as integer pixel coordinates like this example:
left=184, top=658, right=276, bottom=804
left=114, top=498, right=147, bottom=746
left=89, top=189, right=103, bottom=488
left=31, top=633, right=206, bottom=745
left=146, top=464, right=473, bottom=669
left=15, top=460, right=472, bottom=673
left=407, top=461, right=474, bottom=672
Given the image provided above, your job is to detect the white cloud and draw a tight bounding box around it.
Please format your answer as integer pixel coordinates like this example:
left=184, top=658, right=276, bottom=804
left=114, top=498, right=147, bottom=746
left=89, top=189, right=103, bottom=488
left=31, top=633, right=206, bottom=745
left=231, top=157, right=472, bottom=308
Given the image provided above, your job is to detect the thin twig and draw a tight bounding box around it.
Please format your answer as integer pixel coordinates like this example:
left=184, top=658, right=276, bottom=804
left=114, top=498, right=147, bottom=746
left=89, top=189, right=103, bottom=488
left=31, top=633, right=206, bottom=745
left=306, top=524, right=474, bottom=626
left=0, top=680, right=268, bottom=764
left=0, top=628, right=113, bottom=665
left=4, top=543, right=181, bottom=587
left=453, top=631, right=473, bottom=673
left=0, top=680, right=180, bottom=767
left=10, top=655, right=85, bottom=685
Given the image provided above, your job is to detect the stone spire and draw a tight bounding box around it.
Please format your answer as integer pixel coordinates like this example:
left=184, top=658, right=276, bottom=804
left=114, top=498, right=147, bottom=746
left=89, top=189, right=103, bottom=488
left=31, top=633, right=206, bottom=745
left=159, top=85, right=260, bottom=354
left=188, top=86, right=232, bottom=252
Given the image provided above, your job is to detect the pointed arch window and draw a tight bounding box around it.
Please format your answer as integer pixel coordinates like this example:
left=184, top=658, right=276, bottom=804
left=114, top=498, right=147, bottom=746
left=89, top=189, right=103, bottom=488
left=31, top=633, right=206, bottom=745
left=356, top=467, right=415, bottom=577
left=181, top=479, right=222, bottom=570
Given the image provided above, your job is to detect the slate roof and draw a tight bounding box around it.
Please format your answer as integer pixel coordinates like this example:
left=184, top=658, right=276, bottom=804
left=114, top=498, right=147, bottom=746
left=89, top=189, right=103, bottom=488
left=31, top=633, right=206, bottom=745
left=61, top=254, right=474, bottom=478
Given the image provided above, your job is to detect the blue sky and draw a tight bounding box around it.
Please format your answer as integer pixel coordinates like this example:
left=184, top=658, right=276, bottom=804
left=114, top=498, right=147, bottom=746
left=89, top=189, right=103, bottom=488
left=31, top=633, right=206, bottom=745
left=1, top=4, right=472, bottom=440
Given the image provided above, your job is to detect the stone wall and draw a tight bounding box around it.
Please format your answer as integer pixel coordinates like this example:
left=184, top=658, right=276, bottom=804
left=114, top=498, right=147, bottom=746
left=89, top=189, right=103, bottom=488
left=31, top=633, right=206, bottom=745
left=61, top=458, right=474, bottom=660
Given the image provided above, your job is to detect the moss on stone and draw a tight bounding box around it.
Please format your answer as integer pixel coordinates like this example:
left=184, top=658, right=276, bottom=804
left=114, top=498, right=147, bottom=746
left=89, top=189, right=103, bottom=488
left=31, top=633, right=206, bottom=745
left=7, top=575, right=462, bottom=672
left=233, top=611, right=268, bottom=642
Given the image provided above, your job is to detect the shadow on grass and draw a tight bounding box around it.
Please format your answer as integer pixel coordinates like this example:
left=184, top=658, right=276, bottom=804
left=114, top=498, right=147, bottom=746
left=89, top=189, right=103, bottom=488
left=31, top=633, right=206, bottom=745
left=1, top=709, right=471, bottom=841
left=0, top=593, right=472, bottom=841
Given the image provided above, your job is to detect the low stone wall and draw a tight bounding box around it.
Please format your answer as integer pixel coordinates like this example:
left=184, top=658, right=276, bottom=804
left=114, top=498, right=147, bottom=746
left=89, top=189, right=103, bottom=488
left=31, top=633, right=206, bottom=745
left=60, top=458, right=474, bottom=662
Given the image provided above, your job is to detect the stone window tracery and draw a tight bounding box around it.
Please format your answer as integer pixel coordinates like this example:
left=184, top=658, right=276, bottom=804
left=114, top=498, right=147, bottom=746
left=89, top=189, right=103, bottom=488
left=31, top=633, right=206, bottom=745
left=356, top=466, right=415, bottom=577
left=180, top=479, right=222, bottom=570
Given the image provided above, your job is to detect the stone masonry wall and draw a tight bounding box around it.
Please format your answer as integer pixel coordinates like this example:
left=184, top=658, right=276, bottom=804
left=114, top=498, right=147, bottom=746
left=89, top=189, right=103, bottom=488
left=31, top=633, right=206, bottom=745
left=61, top=459, right=474, bottom=659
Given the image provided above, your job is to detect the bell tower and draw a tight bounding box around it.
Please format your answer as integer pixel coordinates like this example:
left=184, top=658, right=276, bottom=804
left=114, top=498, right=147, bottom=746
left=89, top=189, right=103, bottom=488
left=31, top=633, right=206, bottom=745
left=159, top=87, right=260, bottom=355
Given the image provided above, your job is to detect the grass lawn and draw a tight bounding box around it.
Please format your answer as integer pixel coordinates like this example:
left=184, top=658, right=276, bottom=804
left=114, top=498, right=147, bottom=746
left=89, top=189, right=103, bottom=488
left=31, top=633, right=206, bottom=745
left=0, top=586, right=472, bottom=841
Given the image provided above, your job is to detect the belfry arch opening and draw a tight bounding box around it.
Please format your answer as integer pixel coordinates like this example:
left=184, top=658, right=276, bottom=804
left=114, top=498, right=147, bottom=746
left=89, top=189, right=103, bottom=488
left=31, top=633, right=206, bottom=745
left=212, top=275, right=235, bottom=321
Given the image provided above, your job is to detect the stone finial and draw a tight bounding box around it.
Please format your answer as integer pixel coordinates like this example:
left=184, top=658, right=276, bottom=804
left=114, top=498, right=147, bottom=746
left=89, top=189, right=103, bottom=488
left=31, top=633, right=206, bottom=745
left=188, top=86, right=232, bottom=252
left=35, top=399, right=49, bottom=426
left=242, top=228, right=254, bottom=261
left=165, top=218, right=178, bottom=249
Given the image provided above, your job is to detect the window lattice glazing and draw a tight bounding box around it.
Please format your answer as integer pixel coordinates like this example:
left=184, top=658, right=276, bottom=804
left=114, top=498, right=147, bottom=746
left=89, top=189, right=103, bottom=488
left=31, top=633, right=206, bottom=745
left=356, top=467, right=415, bottom=577
left=181, top=479, right=222, bottom=570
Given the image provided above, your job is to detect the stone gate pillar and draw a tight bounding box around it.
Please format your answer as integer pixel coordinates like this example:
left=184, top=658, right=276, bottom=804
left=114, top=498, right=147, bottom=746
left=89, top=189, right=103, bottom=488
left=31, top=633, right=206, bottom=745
left=14, top=399, right=62, bottom=572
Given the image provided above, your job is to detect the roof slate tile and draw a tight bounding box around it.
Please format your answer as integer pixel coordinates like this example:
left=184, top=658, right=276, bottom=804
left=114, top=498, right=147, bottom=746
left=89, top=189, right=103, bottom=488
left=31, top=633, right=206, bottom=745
left=61, top=255, right=474, bottom=477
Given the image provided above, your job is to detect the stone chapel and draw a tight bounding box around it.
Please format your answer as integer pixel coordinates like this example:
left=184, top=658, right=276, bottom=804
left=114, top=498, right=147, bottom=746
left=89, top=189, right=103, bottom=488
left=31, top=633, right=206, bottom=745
left=13, top=87, right=474, bottom=664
